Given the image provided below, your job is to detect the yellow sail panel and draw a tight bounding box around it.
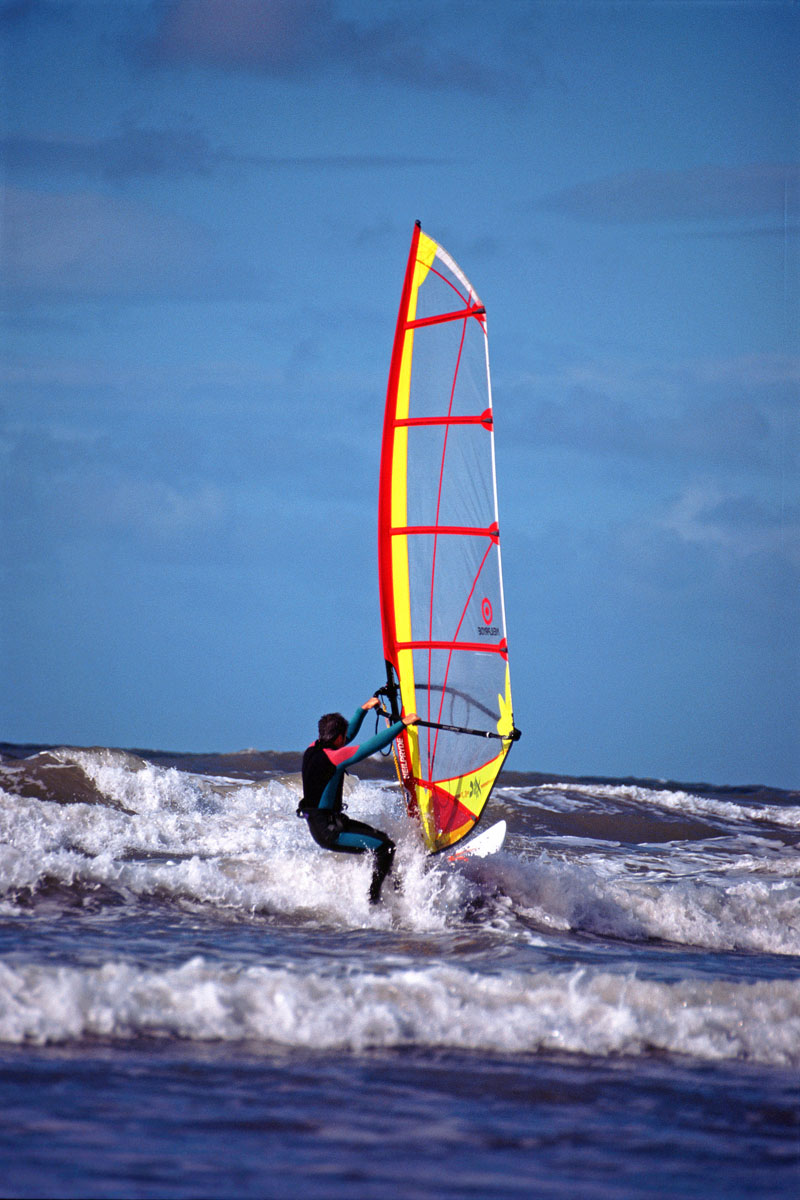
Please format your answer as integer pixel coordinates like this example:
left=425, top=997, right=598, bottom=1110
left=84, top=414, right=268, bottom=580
left=413, top=665, right=515, bottom=850
left=378, top=223, right=518, bottom=853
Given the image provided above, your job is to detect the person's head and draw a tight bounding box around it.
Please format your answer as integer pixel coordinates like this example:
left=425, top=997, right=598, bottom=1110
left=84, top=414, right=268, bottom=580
left=318, top=712, right=348, bottom=747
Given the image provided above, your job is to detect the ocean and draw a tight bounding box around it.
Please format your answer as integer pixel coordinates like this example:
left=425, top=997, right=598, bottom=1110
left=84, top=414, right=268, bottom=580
left=0, top=742, right=797, bottom=1199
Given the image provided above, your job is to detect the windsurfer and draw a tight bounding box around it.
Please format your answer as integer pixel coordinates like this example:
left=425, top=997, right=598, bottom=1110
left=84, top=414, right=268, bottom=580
left=299, top=697, right=418, bottom=904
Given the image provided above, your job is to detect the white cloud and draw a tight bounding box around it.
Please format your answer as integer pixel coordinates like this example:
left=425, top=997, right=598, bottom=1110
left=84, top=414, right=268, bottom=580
left=146, top=0, right=526, bottom=94
left=1, top=186, right=244, bottom=300
left=100, top=477, right=227, bottom=539
left=503, top=352, right=799, bottom=471
left=541, top=163, right=800, bottom=226
left=662, top=484, right=800, bottom=565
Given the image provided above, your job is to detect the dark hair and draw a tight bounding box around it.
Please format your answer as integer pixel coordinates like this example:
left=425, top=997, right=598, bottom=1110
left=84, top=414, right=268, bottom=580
left=318, top=712, right=348, bottom=746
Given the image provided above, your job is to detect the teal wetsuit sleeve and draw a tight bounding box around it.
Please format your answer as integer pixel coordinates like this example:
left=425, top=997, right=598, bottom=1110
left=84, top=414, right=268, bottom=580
left=318, top=720, right=405, bottom=809
left=345, top=706, right=369, bottom=744
left=345, top=720, right=405, bottom=766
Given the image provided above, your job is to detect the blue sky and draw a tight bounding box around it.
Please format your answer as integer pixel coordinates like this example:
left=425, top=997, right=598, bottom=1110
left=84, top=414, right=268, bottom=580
left=1, top=0, right=798, bottom=788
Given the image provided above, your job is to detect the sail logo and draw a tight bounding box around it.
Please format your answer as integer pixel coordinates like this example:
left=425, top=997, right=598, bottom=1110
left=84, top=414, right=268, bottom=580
left=478, top=596, right=499, bottom=637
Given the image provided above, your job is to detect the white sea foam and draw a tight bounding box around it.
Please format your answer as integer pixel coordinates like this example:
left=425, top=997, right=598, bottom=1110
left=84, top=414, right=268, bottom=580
left=2, top=751, right=799, bottom=952
left=0, top=753, right=452, bottom=931
left=475, top=851, right=800, bottom=956
left=0, top=955, right=797, bottom=1066
left=535, top=781, right=800, bottom=828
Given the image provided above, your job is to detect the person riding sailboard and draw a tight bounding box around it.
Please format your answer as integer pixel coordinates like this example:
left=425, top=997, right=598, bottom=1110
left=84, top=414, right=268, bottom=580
left=298, top=698, right=418, bottom=904
left=298, top=224, right=519, bottom=898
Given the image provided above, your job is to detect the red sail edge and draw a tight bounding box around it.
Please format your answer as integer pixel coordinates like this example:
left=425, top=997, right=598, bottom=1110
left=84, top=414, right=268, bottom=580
left=378, top=223, right=421, bottom=813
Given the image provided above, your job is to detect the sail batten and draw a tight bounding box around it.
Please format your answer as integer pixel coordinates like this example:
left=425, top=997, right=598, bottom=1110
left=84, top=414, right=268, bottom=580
left=406, top=305, right=485, bottom=330
left=396, top=414, right=493, bottom=428
left=396, top=640, right=508, bottom=654
left=378, top=224, right=517, bottom=853
left=391, top=524, right=499, bottom=538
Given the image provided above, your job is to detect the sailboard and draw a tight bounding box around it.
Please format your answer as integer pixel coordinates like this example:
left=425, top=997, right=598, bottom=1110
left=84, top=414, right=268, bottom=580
left=377, top=222, right=520, bottom=854
left=446, top=819, right=507, bottom=861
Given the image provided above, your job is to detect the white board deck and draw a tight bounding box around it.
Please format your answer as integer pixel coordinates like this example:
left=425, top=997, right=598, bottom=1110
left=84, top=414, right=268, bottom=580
left=446, top=819, right=506, bottom=861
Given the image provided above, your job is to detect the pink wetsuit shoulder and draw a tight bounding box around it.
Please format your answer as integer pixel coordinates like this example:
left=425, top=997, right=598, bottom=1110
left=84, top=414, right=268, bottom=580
left=325, top=744, right=360, bottom=767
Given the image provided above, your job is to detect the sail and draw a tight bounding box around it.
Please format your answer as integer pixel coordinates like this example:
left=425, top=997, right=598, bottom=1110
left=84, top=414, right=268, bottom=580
left=378, top=223, right=518, bottom=853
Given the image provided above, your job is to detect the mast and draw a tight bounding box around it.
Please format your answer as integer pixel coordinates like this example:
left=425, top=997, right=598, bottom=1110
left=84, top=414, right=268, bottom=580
left=379, top=221, right=420, bottom=725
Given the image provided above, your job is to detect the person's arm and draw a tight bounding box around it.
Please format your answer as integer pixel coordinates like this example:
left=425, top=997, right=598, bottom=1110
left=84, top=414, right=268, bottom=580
left=343, top=720, right=405, bottom=766
left=344, top=706, right=368, bottom=744
left=343, top=697, right=381, bottom=744
left=319, top=713, right=417, bottom=807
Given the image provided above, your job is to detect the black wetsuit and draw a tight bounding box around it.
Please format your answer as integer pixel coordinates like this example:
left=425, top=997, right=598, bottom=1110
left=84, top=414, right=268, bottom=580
left=300, top=706, right=405, bottom=904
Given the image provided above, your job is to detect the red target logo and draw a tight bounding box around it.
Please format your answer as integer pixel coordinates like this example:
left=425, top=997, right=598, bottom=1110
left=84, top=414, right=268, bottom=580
left=481, top=597, right=493, bottom=624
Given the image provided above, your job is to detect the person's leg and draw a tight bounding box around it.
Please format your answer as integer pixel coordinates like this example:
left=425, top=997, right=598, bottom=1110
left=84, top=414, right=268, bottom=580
left=332, top=817, right=396, bottom=904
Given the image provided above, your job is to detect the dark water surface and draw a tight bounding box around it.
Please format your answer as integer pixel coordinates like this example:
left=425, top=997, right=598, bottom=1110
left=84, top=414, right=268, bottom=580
left=3, top=1042, right=797, bottom=1200
left=0, top=745, right=798, bottom=1197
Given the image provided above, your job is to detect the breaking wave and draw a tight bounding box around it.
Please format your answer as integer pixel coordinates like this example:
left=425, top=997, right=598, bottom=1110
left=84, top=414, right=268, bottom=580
left=1, top=956, right=797, bottom=1066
